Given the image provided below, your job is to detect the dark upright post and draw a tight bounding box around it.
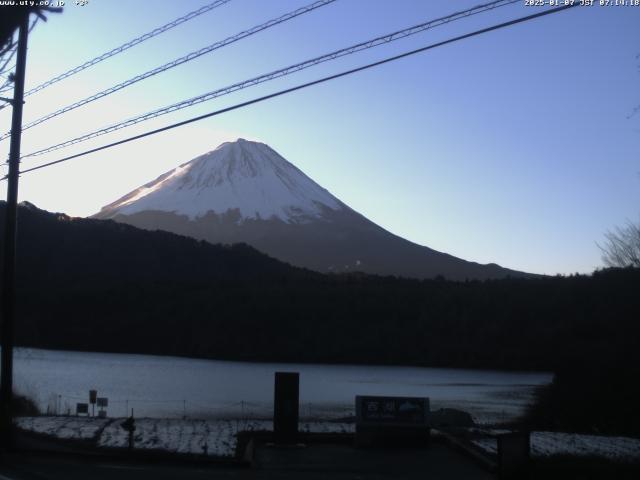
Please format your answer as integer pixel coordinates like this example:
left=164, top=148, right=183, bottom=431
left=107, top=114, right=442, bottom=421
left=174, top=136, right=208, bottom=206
left=0, top=13, right=30, bottom=451
left=273, top=372, right=299, bottom=444
left=497, top=431, right=530, bottom=478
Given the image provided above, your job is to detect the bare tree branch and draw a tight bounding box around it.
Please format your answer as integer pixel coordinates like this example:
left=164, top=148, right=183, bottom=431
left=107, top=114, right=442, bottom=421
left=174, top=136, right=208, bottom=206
left=598, top=219, right=640, bottom=268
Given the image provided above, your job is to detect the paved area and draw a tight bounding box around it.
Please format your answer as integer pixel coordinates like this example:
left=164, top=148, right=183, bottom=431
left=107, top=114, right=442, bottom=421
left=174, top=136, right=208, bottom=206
left=0, top=454, right=241, bottom=480
left=0, top=441, right=495, bottom=479
left=253, top=442, right=495, bottom=479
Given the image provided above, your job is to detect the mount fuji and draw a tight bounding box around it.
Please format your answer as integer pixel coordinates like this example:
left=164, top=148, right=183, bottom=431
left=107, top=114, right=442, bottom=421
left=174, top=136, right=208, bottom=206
left=94, top=139, right=527, bottom=280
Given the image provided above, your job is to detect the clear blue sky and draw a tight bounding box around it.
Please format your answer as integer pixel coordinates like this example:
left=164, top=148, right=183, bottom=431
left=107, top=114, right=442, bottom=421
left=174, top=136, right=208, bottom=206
left=0, top=0, right=638, bottom=275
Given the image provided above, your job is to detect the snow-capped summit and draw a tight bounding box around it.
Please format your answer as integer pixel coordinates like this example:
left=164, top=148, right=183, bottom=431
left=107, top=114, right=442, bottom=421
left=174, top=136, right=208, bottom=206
left=99, top=139, right=342, bottom=223
left=95, top=139, right=529, bottom=280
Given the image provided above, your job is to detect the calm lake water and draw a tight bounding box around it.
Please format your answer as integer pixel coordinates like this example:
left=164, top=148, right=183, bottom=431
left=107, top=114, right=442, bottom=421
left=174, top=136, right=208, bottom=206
left=14, top=348, right=552, bottom=424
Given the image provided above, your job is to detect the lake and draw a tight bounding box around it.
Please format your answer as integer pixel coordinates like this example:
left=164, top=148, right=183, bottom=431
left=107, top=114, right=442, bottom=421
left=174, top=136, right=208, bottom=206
left=13, top=348, right=552, bottom=424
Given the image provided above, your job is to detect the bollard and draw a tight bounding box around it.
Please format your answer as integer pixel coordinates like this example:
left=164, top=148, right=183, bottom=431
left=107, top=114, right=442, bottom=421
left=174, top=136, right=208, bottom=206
left=497, top=431, right=530, bottom=479
left=273, top=372, right=299, bottom=444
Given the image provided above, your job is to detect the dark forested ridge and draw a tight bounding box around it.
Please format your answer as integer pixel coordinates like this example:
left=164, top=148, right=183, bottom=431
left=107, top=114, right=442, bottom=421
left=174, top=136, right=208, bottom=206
left=1, top=202, right=637, bottom=375
left=2, top=202, right=640, bottom=434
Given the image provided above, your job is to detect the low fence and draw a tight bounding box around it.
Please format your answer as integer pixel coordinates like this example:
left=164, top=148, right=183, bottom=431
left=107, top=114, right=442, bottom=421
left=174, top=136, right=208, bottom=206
left=41, top=393, right=354, bottom=420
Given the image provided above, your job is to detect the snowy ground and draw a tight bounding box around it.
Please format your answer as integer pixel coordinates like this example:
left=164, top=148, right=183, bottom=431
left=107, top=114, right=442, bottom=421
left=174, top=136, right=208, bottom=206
left=470, top=429, right=640, bottom=463
left=16, top=416, right=640, bottom=463
left=17, top=416, right=640, bottom=462
left=15, top=416, right=354, bottom=458
left=16, top=416, right=110, bottom=440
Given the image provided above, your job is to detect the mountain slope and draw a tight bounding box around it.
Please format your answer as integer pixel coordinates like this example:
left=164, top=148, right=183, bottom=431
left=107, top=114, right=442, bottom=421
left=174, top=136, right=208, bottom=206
left=95, top=139, right=529, bottom=280
left=98, top=139, right=343, bottom=223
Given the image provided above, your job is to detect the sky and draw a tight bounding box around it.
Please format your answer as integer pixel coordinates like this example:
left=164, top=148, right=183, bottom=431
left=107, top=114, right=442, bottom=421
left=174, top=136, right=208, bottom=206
left=0, top=0, right=638, bottom=276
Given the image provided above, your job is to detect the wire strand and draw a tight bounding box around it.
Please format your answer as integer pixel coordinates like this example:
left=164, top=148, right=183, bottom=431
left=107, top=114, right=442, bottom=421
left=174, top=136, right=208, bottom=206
left=12, top=3, right=578, bottom=179
left=21, top=0, right=233, bottom=98
left=18, top=0, right=519, bottom=157
left=0, top=0, right=336, bottom=141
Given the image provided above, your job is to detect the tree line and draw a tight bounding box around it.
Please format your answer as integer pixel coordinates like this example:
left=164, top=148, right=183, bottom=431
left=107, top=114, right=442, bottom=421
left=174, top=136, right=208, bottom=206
left=2, top=203, right=639, bottom=434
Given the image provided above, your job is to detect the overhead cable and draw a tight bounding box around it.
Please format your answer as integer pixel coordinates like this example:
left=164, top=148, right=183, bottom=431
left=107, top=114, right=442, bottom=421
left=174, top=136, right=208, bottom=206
left=20, top=0, right=519, bottom=158
left=0, top=0, right=336, bottom=141
left=11, top=3, right=578, bottom=178
left=21, top=0, right=234, bottom=98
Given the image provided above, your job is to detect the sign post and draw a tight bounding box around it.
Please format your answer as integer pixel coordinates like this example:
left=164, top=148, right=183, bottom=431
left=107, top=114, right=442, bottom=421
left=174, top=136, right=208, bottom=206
left=89, top=390, right=97, bottom=417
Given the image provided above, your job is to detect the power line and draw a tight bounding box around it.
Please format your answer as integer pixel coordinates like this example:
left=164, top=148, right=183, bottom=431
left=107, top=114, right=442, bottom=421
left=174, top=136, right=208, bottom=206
left=14, top=0, right=517, bottom=151
left=11, top=3, right=578, bottom=179
left=0, top=0, right=336, bottom=142
left=19, top=0, right=519, bottom=158
left=20, top=0, right=233, bottom=98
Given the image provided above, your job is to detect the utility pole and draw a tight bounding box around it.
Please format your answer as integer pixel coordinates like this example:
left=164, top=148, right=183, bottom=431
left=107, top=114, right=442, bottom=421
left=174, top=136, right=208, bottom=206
left=0, top=13, right=30, bottom=451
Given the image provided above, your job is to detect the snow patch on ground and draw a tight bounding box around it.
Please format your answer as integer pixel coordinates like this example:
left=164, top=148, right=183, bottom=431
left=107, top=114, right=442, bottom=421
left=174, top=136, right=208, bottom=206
left=471, top=431, right=640, bottom=463
left=99, top=418, right=241, bottom=457
left=18, top=416, right=640, bottom=463
left=15, top=416, right=110, bottom=440
left=16, top=417, right=354, bottom=458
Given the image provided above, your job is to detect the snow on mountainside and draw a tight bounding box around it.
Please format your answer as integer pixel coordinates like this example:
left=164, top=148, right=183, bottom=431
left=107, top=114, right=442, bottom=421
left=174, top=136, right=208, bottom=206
left=100, top=139, right=343, bottom=222
left=96, top=138, right=531, bottom=280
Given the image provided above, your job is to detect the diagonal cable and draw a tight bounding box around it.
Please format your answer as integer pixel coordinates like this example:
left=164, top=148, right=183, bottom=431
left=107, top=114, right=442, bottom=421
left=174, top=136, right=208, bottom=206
left=10, top=3, right=578, bottom=179
left=0, top=0, right=336, bottom=141
left=20, top=0, right=519, bottom=159
left=22, top=0, right=233, bottom=98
